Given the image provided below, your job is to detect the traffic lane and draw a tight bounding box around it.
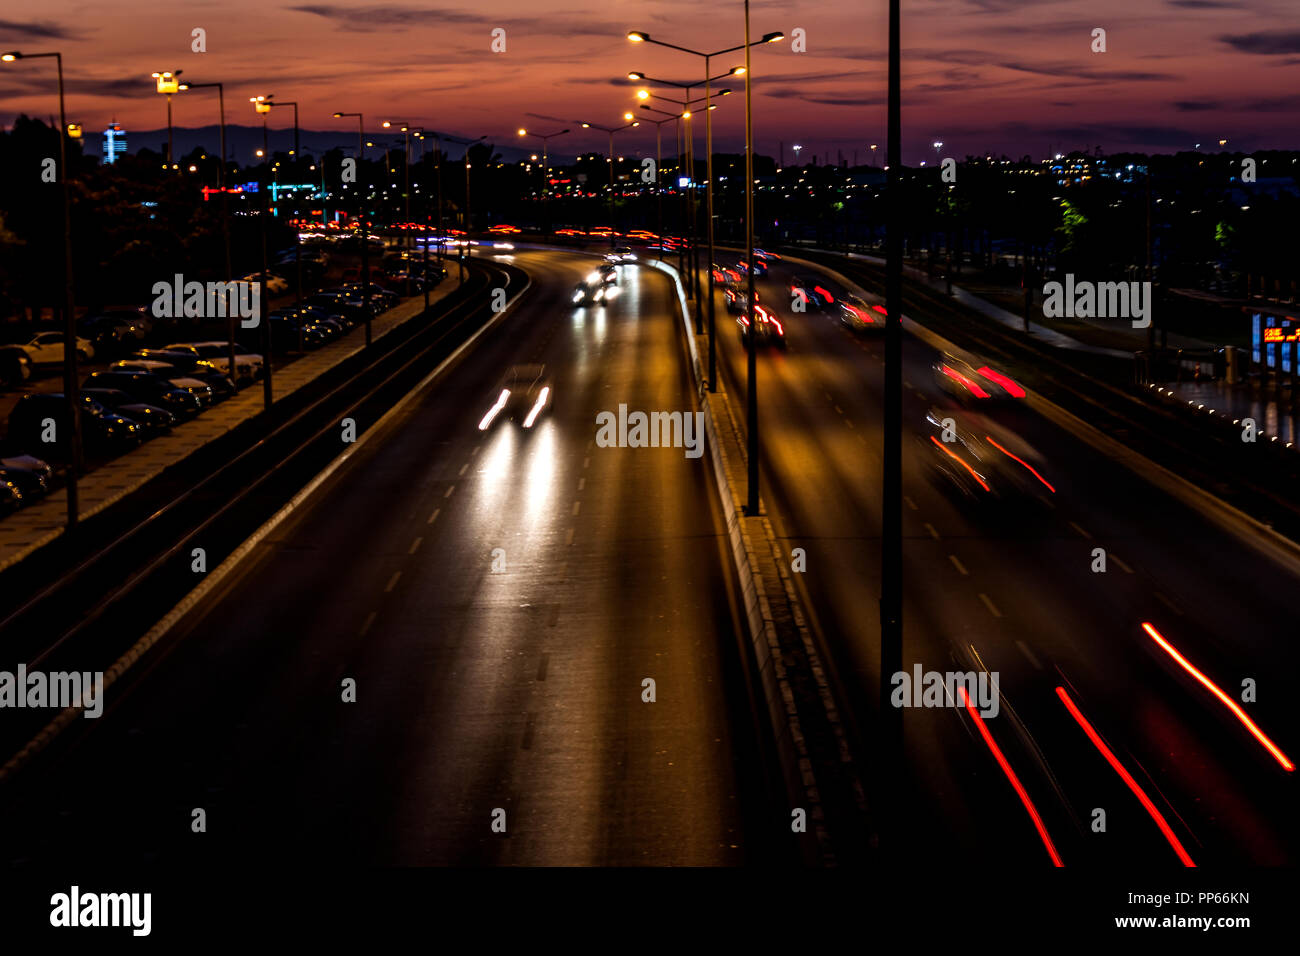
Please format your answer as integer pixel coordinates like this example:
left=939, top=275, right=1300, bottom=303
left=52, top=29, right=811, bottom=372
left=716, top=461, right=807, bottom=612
left=0, top=251, right=757, bottom=866
left=755, top=278, right=1299, bottom=863
left=710, top=269, right=1297, bottom=863
left=706, top=279, right=1060, bottom=864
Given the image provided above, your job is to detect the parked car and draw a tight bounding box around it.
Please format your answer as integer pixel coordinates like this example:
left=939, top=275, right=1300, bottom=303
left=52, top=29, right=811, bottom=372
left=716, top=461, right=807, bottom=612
left=21, top=331, right=94, bottom=365
left=113, top=358, right=235, bottom=402
left=82, top=370, right=208, bottom=418
left=80, top=388, right=176, bottom=436
left=77, top=315, right=134, bottom=355
left=0, top=475, right=23, bottom=517
left=163, top=342, right=263, bottom=383
left=242, top=272, right=290, bottom=296
left=0, top=438, right=53, bottom=500
left=7, top=392, right=144, bottom=458
left=89, top=307, right=152, bottom=339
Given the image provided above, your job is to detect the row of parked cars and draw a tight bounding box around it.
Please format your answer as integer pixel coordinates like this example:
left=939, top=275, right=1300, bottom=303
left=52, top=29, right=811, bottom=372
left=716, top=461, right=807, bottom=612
left=0, top=340, right=264, bottom=516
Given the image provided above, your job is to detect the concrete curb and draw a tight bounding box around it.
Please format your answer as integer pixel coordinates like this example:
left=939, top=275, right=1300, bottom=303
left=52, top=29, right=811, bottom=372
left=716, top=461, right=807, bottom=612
left=651, top=258, right=854, bottom=865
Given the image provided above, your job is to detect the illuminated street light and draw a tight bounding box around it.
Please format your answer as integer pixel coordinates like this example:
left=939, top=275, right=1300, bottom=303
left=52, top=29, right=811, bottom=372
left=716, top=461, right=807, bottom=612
left=518, top=126, right=571, bottom=240
left=152, top=69, right=183, bottom=168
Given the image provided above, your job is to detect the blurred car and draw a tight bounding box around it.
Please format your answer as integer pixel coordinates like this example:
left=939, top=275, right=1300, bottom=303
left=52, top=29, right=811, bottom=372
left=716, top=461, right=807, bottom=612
left=21, top=331, right=94, bottom=365
left=7, top=392, right=143, bottom=458
left=933, top=354, right=1026, bottom=403
left=478, top=364, right=551, bottom=431
left=918, top=408, right=1054, bottom=511
left=712, top=262, right=742, bottom=284
left=753, top=248, right=780, bottom=261
left=572, top=279, right=610, bottom=306
left=736, top=257, right=768, bottom=276
left=80, top=388, right=176, bottom=436
left=790, top=276, right=834, bottom=310
left=0, top=346, right=31, bottom=388
left=724, top=282, right=760, bottom=315
left=737, top=304, right=786, bottom=348
left=838, top=293, right=888, bottom=333
left=83, top=370, right=208, bottom=418
left=164, top=342, right=263, bottom=383
left=611, top=246, right=637, bottom=262
left=588, top=263, right=618, bottom=286
left=0, top=439, right=53, bottom=500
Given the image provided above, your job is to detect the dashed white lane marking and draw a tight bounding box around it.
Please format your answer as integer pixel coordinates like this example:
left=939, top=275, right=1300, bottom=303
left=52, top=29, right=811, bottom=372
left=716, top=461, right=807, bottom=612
left=459, top=463, right=469, bottom=476
left=924, top=522, right=940, bottom=540
left=408, top=537, right=423, bottom=554
left=844, top=419, right=854, bottom=429
left=1016, top=640, right=1044, bottom=670
left=583, top=457, right=591, bottom=469
left=565, top=527, right=575, bottom=545
left=572, top=500, right=581, bottom=516
left=1111, top=553, right=1134, bottom=574
left=577, top=477, right=586, bottom=492
left=384, top=571, right=402, bottom=593
left=979, top=593, right=1003, bottom=618
left=471, top=445, right=480, bottom=457
left=1069, top=521, right=1092, bottom=539
left=444, top=485, right=456, bottom=499
left=948, top=554, right=969, bottom=575
left=359, top=611, right=377, bottom=636
left=904, top=496, right=918, bottom=511
left=1154, top=591, right=1184, bottom=616
left=834, top=404, right=844, bottom=414
left=427, top=508, right=441, bottom=525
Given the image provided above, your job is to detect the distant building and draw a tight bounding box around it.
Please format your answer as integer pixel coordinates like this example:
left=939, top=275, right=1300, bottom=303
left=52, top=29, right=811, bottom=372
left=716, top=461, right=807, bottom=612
left=102, top=122, right=127, bottom=164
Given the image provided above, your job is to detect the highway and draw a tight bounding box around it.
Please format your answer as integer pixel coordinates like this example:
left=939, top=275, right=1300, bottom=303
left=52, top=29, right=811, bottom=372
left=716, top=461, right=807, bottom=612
left=0, top=250, right=775, bottom=866
left=706, top=253, right=1299, bottom=866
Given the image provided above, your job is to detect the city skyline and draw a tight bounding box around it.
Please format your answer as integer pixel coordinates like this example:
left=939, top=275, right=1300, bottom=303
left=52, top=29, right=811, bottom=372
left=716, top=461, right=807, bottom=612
left=0, top=0, right=1297, bottom=162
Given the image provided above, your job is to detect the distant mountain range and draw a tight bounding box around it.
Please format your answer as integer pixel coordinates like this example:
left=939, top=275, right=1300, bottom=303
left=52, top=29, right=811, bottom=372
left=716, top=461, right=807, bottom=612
left=86, top=124, right=535, bottom=166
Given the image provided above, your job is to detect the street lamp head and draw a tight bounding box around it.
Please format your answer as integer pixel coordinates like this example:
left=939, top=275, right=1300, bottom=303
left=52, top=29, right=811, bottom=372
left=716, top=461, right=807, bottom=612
left=762, top=32, right=785, bottom=43
left=624, top=112, right=634, bottom=121
left=729, top=66, right=746, bottom=76
left=67, top=124, right=82, bottom=138
left=581, top=123, right=591, bottom=128
left=682, top=111, right=691, bottom=119
left=718, top=88, right=733, bottom=96
left=636, top=89, right=649, bottom=100
left=333, top=112, right=345, bottom=118
left=518, top=128, right=527, bottom=136
left=382, top=120, right=393, bottom=128
left=1, top=52, right=20, bottom=62
left=628, top=71, right=644, bottom=81
left=628, top=31, right=648, bottom=42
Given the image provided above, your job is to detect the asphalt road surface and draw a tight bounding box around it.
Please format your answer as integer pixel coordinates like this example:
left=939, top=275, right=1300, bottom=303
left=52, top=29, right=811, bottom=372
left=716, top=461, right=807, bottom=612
left=0, top=250, right=774, bottom=866
left=706, top=251, right=1298, bottom=867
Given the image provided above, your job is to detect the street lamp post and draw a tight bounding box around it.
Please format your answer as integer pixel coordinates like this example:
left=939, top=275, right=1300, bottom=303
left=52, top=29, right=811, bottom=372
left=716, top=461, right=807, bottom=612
left=577, top=118, right=640, bottom=247
left=333, top=111, right=372, bottom=345
left=151, top=70, right=182, bottom=171
left=630, top=113, right=677, bottom=260
left=517, top=127, right=570, bottom=241
left=439, top=134, right=486, bottom=283
left=381, top=120, right=412, bottom=257
left=4, top=49, right=80, bottom=527
left=251, top=96, right=274, bottom=410
left=881, top=0, right=904, bottom=858
left=628, top=29, right=784, bottom=393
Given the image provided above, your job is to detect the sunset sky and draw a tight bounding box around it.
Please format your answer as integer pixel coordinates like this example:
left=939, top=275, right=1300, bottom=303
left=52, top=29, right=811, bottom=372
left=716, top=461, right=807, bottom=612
left=1, top=0, right=1298, bottom=163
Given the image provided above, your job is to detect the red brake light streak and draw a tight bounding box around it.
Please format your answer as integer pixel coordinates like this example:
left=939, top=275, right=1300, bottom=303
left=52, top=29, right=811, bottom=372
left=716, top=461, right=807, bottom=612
left=1055, top=685, right=1196, bottom=866
left=1141, top=622, right=1294, bottom=772
left=959, top=686, right=1064, bottom=867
